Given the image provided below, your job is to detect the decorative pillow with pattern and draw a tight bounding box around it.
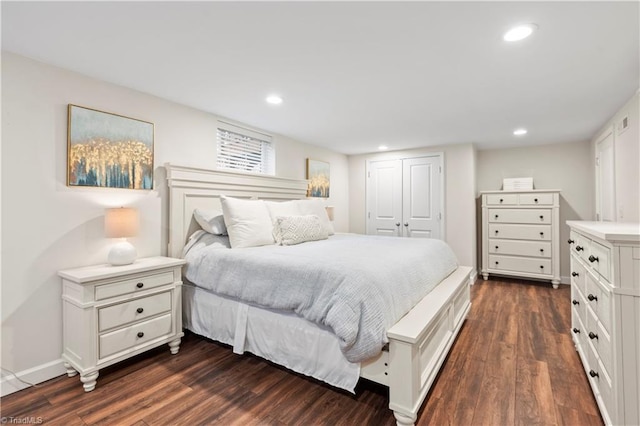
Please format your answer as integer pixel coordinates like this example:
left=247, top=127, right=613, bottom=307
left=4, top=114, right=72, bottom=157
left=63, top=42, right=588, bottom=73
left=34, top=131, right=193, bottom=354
left=273, top=215, right=329, bottom=246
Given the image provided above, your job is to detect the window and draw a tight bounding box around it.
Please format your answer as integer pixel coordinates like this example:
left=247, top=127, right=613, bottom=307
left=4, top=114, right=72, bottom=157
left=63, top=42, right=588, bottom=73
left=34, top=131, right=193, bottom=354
left=216, top=121, right=275, bottom=175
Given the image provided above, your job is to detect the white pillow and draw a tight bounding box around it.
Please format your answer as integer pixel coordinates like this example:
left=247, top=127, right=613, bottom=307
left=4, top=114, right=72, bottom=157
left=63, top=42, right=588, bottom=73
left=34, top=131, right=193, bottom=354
left=273, top=215, right=328, bottom=245
left=295, top=199, right=334, bottom=235
left=265, top=200, right=302, bottom=224
left=220, top=195, right=275, bottom=248
left=193, top=208, right=227, bottom=235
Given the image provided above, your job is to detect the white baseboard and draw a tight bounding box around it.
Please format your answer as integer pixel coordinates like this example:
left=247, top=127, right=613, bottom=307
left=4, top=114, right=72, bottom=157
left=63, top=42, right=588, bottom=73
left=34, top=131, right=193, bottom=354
left=1, top=359, right=66, bottom=396
left=560, top=275, right=571, bottom=285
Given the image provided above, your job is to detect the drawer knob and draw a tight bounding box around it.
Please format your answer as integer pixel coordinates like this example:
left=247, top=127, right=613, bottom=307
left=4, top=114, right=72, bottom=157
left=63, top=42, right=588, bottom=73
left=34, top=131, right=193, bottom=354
left=395, top=222, right=400, bottom=227
left=494, top=214, right=499, bottom=219
left=587, top=294, right=598, bottom=302
left=137, top=332, right=144, bottom=338
left=588, top=332, right=598, bottom=340
left=499, top=198, right=503, bottom=203
left=572, top=299, right=579, bottom=305
left=495, top=245, right=499, bottom=250
left=534, top=198, right=538, bottom=203
left=539, top=248, right=544, bottom=253
left=588, top=255, right=599, bottom=263
left=576, top=246, right=584, bottom=252
left=136, top=307, right=144, bottom=314
left=539, top=265, right=544, bottom=269
left=539, top=232, right=544, bottom=237
left=495, top=261, right=499, bottom=265
left=404, top=222, right=409, bottom=227
left=572, top=327, right=580, bottom=334
left=568, top=239, right=575, bottom=244
left=495, top=230, right=499, bottom=235
left=136, top=282, right=144, bottom=289
left=589, top=370, right=599, bottom=378
left=571, top=272, right=579, bottom=277
left=539, top=215, right=544, bottom=220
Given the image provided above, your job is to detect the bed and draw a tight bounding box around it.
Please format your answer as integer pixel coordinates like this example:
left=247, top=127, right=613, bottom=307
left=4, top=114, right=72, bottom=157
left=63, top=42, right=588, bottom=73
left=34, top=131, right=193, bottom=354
left=166, top=163, right=472, bottom=426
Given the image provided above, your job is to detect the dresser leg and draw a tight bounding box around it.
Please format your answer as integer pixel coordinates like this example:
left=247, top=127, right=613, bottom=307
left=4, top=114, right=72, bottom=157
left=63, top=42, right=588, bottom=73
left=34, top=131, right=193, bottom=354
left=168, top=338, right=181, bottom=355
left=551, top=280, right=559, bottom=289
left=64, top=362, right=78, bottom=377
left=482, top=273, right=489, bottom=280
left=80, top=371, right=99, bottom=392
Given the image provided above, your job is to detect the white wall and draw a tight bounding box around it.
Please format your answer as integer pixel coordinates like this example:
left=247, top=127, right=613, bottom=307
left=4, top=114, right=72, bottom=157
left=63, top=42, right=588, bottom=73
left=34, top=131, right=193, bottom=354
left=476, top=140, right=594, bottom=283
left=348, top=143, right=477, bottom=277
left=0, top=52, right=348, bottom=394
left=591, top=91, right=640, bottom=223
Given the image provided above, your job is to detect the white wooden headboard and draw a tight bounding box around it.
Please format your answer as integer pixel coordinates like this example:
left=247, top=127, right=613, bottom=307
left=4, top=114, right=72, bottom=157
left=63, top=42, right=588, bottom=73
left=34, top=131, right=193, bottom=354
left=165, top=163, right=308, bottom=258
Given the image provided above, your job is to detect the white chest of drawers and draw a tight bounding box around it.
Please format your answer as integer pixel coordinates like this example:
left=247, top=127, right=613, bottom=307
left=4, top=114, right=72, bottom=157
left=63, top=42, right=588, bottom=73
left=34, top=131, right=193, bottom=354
left=59, top=256, right=186, bottom=392
left=567, top=221, right=640, bottom=425
left=481, top=190, right=561, bottom=288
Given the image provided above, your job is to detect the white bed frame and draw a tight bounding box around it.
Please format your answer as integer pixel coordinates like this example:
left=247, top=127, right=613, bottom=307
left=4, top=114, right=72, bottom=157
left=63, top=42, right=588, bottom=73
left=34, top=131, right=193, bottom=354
left=166, top=163, right=472, bottom=426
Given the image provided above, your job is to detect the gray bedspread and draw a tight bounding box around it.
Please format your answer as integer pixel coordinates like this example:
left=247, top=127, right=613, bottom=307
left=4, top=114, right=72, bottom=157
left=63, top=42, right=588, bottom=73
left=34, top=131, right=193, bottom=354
left=184, top=233, right=458, bottom=362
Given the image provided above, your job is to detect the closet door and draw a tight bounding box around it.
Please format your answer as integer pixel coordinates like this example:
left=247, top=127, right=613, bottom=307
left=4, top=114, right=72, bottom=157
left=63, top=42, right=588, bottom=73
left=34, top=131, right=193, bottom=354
left=402, top=156, right=442, bottom=239
left=366, top=159, right=403, bottom=236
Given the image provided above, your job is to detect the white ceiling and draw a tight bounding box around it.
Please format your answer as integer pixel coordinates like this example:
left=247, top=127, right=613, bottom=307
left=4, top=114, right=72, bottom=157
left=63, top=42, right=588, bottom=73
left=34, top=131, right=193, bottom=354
left=2, top=1, right=638, bottom=154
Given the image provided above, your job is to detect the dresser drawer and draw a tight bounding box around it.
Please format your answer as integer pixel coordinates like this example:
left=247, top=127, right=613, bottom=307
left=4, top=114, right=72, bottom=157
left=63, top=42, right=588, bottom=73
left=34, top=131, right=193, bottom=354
left=571, top=284, right=586, bottom=327
left=519, top=193, right=554, bottom=205
left=489, top=224, right=551, bottom=241
left=99, top=313, right=172, bottom=359
left=98, top=291, right=172, bottom=332
left=570, top=257, right=587, bottom=295
left=572, top=233, right=591, bottom=264
left=586, top=272, right=612, bottom=334
left=588, top=241, right=611, bottom=282
left=486, top=194, right=518, bottom=205
left=488, top=208, right=551, bottom=225
left=490, top=239, right=551, bottom=258
left=489, top=255, right=552, bottom=275
left=95, top=271, right=174, bottom=300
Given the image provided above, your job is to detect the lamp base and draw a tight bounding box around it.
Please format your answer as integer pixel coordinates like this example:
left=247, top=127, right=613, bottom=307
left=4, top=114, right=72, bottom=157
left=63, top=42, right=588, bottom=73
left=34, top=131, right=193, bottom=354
left=108, top=240, right=137, bottom=266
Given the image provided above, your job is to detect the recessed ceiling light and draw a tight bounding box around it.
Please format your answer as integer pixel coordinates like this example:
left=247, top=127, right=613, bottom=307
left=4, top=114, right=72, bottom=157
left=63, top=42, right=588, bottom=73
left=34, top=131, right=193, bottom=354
left=266, top=95, right=283, bottom=105
left=513, top=128, right=528, bottom=136
left=503, top=24, right=538, bottom=42
left=378, top=145, right=388, bottom=151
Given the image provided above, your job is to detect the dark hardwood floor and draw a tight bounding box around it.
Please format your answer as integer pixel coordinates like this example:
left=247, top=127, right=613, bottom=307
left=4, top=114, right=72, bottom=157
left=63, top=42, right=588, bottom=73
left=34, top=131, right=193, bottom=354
left=1, top=278, right=602, bottom=425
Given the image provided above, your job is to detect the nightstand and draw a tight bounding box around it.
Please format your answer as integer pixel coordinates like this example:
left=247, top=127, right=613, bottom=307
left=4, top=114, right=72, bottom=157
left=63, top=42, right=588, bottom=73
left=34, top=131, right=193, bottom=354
left=58, top=256, right=186, bottom=392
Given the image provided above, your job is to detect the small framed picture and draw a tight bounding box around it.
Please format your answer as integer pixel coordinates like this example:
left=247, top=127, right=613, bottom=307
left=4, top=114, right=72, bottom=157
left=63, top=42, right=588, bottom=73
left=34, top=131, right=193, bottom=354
left=306, top=159, right=330, bottom=198
left=67, top=104, right=154, bottom=189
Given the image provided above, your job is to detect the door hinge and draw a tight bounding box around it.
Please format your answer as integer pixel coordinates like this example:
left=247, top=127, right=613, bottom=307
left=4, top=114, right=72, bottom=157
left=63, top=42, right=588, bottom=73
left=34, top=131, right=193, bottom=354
left=368, top=212, right=371, bottom=219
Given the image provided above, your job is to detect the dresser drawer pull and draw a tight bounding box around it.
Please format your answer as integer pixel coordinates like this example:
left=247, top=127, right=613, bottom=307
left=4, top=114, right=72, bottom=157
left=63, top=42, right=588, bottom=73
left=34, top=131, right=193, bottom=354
left=137, top=332, right=144, bottom=338
left=572, top=327, right=580, bottom=334
left=568, top=239, right=575, bottom=244
left=588, top=332, right=598, bottom=340
left=534, top=198, right=538, bottom=203
left=495, top=261, right=499, bottom=265
left=495, top=245, right=499, bottom=250
left=494, top=214, right=499, bottom=219
left=571, top=272, right=579, bottom=277
left=395, top=222, right=400, bottom=227
left=499, top=198, right=503, bottom=203
left=588, top=255, right=599, bottom=263
left=539, top=215, right=544, bottom=220
left=136, top=282, right=144, bottom=289
left=539, top=248, right=544, bottom=253
left=572, top=300, right=579, bottom=305
left=539, top=232, right=544, bottom=237
left=495, top=230, right=499, bottom=235
left=539, top=265, right=544, bottom=269
left=587, top=294, right=598, bottom=302
left=136, top=307, right=144, bottom=314
left=576, top=246, right=584, bottom=252
left=589, top=370, right=599, bottom=378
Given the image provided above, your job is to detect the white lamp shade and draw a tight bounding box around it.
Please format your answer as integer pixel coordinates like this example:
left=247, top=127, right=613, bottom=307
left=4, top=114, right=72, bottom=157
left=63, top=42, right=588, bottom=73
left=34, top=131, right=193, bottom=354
left=105, top=208, right=139, bottom=238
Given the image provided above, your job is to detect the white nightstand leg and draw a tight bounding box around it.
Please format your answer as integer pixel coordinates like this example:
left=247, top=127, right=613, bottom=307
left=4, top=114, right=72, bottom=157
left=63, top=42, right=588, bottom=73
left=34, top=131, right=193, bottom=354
left=64, top=362, right=78, bottom=377
left=551, top=280, right=560, bottom=289
left=80, top=371, right=99, bottom=392
left=168, top=338, right=181, bottom=355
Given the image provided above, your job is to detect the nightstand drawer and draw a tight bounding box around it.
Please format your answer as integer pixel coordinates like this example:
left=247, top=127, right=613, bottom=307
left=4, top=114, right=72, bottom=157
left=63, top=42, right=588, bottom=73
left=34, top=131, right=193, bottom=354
left=98, top=291, right=172, bottom=332
left=488, top=208, right=551, bottom=224
left=99, top=313, right=172, bottom=359
left=486, top=194, right=518, bottom=205
left=95, top=271, right=174, bottom=300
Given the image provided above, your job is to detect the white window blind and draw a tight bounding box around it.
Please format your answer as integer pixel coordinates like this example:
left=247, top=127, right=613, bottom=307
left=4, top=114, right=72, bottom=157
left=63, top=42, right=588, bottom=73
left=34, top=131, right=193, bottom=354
left=216, top=122, right=275, bottom=175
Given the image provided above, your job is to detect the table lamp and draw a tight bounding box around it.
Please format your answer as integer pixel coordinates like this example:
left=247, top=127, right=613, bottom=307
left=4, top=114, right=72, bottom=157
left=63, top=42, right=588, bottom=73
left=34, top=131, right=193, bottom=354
left=105, top=207, right=139, bottom=265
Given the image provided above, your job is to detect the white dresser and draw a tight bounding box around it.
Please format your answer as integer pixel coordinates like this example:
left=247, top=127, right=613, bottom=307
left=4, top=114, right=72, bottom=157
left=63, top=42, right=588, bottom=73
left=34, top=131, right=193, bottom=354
left=567, top=221, right=640, bottom=425
left=481, top=190, right=561, bottom=288
left=59, top=256, right=186, bottom=391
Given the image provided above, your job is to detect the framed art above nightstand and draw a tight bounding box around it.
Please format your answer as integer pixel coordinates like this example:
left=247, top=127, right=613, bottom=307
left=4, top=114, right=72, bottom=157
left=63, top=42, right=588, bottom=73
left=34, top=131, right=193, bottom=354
left=58, top=256, right=186, bottom=392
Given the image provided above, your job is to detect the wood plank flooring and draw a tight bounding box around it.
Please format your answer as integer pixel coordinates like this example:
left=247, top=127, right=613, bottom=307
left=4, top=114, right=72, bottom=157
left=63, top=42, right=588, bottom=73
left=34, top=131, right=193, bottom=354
left=1, top=278, right=602, bottom=425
